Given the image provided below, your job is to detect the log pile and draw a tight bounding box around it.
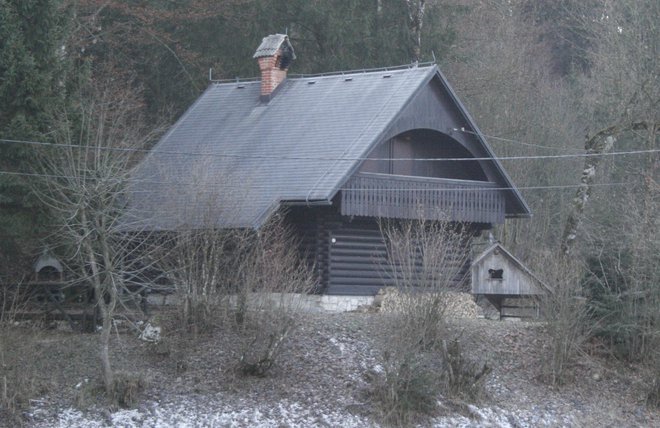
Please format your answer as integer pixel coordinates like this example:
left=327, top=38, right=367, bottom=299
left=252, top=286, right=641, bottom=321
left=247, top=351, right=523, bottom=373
left=375, top=287, right=481, bottom=318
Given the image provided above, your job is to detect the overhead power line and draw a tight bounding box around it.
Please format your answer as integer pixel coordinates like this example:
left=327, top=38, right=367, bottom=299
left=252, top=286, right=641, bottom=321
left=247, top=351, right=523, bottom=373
left=0, top=169, right=632, bottom=193
left=454, top=128, right=583, bottom=152
left=0, top=138, right=658, bottom=163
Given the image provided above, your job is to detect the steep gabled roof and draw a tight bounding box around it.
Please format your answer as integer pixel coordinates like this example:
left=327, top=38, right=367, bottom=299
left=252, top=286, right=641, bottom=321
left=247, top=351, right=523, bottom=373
left=125, top=64, right=530, bottom=231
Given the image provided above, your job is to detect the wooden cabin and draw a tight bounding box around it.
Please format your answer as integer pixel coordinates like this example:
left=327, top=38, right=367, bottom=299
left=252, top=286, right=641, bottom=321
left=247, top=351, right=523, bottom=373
left=126, top=34, right=531, bottom=296
left=472, top=243, right=550, bottom=318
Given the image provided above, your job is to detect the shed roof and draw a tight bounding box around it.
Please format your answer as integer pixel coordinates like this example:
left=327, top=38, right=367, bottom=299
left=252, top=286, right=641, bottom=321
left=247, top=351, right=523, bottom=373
left=34, top=252, right=63, bottom=273
left=253, top=34, right=296, bottom=59
left=124, top=64, right=530, bottom=231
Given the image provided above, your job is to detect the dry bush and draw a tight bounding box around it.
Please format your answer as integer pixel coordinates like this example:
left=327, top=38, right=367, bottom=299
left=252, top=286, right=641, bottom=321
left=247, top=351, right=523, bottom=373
left=380, top=219, right=471, bottom=347
left=109, top=371, right=147, bottom=409
left=151, top=159, right=256, bottom=335
left=440, top=338, right=491, bottom=402
left=156, top=212, right=315, bottom=377
left=0, top=328, right=50, bottom=426
left=0, top=282, right=42, bottom=425
left=535, top=254, right=593, bottom=386
left=157, top=227, right=248, bottom=335
left=369, top=349, right=440, bottom=427
left=234, top=216, right=315, bottom=376
left=0, top=282, right=29, bottom=327
left=648, top=372, right=660, bottom=409
left=370, top=218, right=488, bottom=426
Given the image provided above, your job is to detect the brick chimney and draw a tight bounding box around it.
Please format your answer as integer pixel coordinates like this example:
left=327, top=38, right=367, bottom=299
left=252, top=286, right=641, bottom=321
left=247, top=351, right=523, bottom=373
left=253, top=34, right=296, bottom=100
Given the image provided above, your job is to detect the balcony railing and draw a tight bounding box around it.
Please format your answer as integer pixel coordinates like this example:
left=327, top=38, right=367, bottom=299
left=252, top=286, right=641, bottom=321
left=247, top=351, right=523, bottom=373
left=340, top=173, right=505, bottom=224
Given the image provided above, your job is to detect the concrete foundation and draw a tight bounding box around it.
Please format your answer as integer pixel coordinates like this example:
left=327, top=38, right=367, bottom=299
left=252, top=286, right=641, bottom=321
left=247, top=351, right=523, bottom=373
left=146, top=292, right=374, bottom=313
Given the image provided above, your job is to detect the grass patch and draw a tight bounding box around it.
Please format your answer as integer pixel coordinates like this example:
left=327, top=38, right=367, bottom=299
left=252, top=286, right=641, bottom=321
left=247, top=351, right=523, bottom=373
left=0, top=328, right=51, bottom=426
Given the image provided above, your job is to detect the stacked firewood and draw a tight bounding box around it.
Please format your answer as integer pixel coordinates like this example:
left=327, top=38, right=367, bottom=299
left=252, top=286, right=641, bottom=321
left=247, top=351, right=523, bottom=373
left=375, top=287, right=480, bottom=318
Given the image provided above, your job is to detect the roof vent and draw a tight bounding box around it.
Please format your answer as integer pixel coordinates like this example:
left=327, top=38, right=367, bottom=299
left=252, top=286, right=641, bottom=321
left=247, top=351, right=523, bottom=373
left=253, top=34, right=296, bottom=101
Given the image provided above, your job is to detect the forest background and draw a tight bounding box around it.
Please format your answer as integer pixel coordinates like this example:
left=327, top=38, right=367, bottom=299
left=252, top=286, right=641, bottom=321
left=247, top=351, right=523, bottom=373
left=0, top=0, right=657, bottom=361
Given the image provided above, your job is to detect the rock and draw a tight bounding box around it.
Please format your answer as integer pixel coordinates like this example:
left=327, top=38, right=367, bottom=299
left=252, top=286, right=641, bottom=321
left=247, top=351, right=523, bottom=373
left=592, top=372, right=602, bottom=381
left=139, top=323, right=162, bottom=343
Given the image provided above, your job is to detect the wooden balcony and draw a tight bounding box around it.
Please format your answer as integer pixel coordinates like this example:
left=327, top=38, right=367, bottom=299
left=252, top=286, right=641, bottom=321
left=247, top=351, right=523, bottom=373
left=340, top=172, right=505, bottom=224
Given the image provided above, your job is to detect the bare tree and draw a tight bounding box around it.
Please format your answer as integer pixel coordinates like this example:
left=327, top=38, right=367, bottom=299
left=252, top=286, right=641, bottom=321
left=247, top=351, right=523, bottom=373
left=444, top=0, right=586, bottom=254
left=561, top=0, right=659, bottom=254
left=559, top=123, right=655, bottom=255
left=35, top=82, right=158, bottom=400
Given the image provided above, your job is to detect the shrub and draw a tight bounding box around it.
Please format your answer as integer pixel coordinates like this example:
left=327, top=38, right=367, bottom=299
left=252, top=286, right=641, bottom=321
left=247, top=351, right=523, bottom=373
left=370, top=321, right=490, bottom=427
left=109, top=371, right=147, bottom=408
left=647, top=373, right=660, bottom=408
left=369, top=218, right=488, bottom=426
left=369, top=348, right=440, bottom=427
left=535, top=254, right=594, bottom=385
left=156, top=211, right=315, bottom=377
left=0, top=282, right=29, bottom=327
left=234, top=217, right=315, bottom=377
left=440, top=338, right=491, bottom=401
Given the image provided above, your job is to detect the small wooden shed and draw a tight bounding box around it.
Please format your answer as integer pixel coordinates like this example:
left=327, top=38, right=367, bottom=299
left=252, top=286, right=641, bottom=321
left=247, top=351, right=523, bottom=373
left=471, top=243, right=550, bottom=319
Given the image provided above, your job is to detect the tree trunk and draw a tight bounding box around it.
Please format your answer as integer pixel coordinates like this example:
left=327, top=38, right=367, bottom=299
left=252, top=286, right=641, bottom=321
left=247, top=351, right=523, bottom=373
left=560, top=122, right=652, bottom=256
left=406, top=0, right=426, bottom=63
left=81, top=208, right=115, bottom=395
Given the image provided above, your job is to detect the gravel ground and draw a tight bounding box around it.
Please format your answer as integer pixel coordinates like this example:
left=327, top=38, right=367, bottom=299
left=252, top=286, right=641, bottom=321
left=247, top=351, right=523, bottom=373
left=6, top=303, right=659, bottom=427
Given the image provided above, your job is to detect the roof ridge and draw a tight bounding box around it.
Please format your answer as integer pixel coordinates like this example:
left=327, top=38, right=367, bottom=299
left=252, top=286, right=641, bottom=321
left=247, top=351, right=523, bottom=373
left=210, top=62, right=436, bottom=84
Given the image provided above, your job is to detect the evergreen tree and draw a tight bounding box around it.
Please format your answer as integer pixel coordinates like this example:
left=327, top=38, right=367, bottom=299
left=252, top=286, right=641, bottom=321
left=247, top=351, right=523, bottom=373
left=0, top=0, right=71, bottom=272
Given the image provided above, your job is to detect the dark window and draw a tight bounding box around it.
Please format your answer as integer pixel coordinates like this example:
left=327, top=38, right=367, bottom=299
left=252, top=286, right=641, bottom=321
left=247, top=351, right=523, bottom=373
left=488, top=268, right=503, bottom=280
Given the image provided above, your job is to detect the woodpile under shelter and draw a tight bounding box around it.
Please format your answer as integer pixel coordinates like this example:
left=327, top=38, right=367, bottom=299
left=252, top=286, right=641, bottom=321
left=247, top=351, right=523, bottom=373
left=126, top=34, right=531, bottom=296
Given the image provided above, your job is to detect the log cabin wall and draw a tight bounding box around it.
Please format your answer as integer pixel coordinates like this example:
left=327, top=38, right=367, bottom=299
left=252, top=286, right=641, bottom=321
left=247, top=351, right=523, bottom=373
left=286, top=206, right=481, bottom=296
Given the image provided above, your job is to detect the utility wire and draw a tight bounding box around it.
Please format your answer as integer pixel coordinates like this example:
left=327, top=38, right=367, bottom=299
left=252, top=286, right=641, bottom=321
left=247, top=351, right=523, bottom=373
left=0, top=169, right=631, bottom=193
left=454, top=128, right=583, bottom=152
left=1, top=138, right=658, bottom=162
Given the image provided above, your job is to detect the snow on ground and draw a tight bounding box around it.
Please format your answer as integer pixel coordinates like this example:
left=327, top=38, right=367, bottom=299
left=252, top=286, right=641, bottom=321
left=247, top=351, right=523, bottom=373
left=28, top=394, right=580, bottom=428
left=30, top=397, right=376, bottom=428
left=29, top=398, right=585, bottom=428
